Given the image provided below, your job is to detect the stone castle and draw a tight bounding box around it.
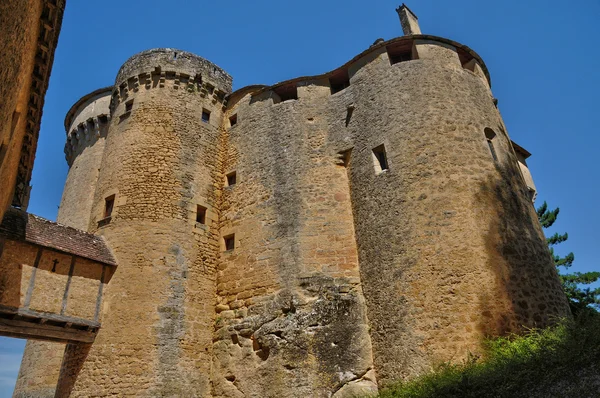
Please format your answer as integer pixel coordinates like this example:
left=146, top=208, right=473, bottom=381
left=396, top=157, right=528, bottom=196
left=4, top=4, right=570, bottom=398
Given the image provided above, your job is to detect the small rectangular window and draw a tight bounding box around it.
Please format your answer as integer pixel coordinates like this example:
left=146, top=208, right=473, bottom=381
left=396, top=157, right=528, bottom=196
left=196, top=205, right=207, bottom=224
left=104, top=195, right=115, bottom=218
left=202, top=109, right=211, bottom=123
left=226, top=171, right=237, bottom=187
left=372, top=144, right=389, bottom=174
left=224, top=234, right=235, bottom=251
left=125, top=100, right=134, bottom=113
left=229, top=114, right=237, bottom=127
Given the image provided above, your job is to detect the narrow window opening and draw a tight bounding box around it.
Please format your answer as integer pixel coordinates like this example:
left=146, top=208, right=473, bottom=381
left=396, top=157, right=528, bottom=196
left=484, top=128, right=498, bottom=162
left=173, top=52, right=178, bottom=60
left=387, top=43, right=414, bottom=65
left=229, top=114, right=238, bottom=127
left=196, top=205, right=207, bottom=224
left=329, top=70, right=350, bottom=95
left=226, top=171, right=237, bottom=187
left=224, top=234, right=235, bottom=251
left=104, top=195, right=115, bottom=218
left=202, top=109, right=211, bottom=123
left=372, top=144, right=389, bottom=174
left=125, top=99, right=133, bottom=113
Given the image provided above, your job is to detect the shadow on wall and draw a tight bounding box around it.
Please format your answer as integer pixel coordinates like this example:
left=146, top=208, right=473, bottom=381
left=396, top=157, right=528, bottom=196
left=475, top=152, right=570, bottom=338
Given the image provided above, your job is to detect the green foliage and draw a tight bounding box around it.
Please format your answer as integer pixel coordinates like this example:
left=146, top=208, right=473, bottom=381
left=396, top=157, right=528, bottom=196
left=377, top=313, right=600, bottom=398
left=536, top=201, right=599, bottom=313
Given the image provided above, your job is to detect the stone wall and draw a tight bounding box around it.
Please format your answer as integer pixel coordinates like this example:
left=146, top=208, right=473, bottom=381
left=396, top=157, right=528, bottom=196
left=0, top=0, right=42, bottom=218
left=212, top=82, right=375, bottom=397
left=219, top=37, right=570, bottom=390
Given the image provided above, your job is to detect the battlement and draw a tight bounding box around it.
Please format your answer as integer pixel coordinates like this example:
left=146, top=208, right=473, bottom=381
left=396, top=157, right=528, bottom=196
left=63, top=87, right=111, bottom=167
left=114, top=48, right=231, bottom=94
left=109, top=66, right=229, bottom=116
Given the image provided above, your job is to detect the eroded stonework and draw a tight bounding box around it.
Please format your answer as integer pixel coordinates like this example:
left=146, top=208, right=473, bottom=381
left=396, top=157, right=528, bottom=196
left=15, top=12, right=570, bottom=398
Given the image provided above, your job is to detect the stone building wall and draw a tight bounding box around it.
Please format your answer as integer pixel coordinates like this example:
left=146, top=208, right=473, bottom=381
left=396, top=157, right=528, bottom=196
left=14, top=33, right=570, bottom=398
left=0, top=0, right=43, bottom=218
left=216, top=36, right=570, bottom=391
left=212, top=82, right=375, bottom=397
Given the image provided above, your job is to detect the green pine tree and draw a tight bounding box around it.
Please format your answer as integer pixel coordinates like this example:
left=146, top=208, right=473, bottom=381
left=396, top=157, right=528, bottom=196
left=537, top=201, right=600, bottom=313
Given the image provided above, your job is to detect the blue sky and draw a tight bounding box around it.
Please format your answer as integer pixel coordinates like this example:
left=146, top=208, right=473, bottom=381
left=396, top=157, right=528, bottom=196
left=2, top=0, right=599, bottom=395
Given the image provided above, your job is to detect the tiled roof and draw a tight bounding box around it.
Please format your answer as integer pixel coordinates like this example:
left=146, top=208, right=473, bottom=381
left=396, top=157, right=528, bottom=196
left=0, top=208, right=116, bottom=266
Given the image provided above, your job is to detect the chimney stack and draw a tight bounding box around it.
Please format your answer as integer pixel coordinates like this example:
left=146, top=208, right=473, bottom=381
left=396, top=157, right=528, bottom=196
left=396, top=4, right=421, bottom=35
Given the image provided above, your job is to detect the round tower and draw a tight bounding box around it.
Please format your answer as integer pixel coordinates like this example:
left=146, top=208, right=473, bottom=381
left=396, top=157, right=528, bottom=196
left=218, top=34, right=570, bottom=391
left=60, top=87, right=112, bottom=230
left=62, top=49, right=232, bottom=396
left=13, top=87, right=112, bottom=398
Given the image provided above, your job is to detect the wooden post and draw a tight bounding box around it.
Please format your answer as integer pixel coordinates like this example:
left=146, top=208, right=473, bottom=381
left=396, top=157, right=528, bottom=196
left=23, top=247, right=43, bottom=309
left=60, top=256, right=76, bottom=315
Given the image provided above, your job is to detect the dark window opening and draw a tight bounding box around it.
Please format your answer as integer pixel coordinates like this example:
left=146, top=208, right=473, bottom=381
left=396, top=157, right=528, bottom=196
left=224, top=234, right=235, bottom=251
left=125, top=100, right=133, bottom=113
left=229, top=114, right=238, bottom=127
left=484, top=128, right=498, bottom=162
left=372, top=144, right=389, bottom=173
left=104, top=195, right=115, bottom=218
left=226, top=171, right=237, bottom=187
left=273, top=84, right=298, bottom=103
left=329, top=70, right=350, bottom=94
left=202, top=109, right=211, bottom=123
left=387, top=42, right=414, bottom=65
left=98, top=115, right=108, bottom=124
left=196, top=205, right=207, bottom=224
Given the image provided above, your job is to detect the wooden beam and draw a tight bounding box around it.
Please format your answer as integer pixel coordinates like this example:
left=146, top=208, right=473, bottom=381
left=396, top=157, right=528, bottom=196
left=23, top=247, right=43, bottom=309
left=0, top=318, right=96, bottom=343
left=0, top=304, right=100, bottom=329
left=61, top=255, right=76, bottom=315
left=94, top=265, right=106, bottom=322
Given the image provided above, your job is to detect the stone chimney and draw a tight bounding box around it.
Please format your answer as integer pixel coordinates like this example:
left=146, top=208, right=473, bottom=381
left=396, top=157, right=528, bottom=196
left=396, top=4, right=421, bottom=35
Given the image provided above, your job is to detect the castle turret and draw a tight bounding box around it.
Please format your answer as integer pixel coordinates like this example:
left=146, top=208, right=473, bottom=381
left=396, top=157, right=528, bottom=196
left=57, top=49, right=232, bottom=396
